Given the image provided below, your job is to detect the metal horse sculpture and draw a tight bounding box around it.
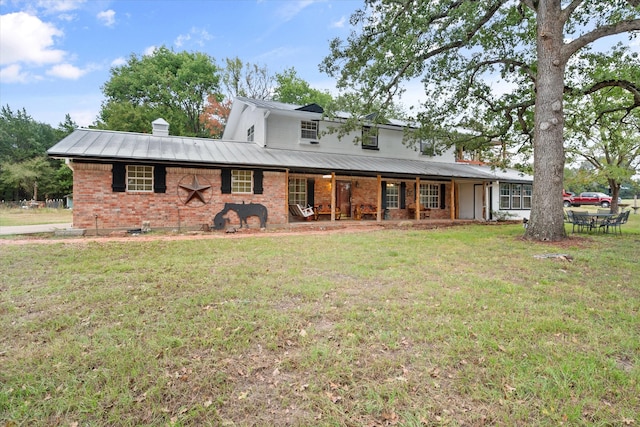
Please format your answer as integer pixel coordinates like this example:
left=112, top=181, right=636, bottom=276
left=212, top=202, right=268, bottom=230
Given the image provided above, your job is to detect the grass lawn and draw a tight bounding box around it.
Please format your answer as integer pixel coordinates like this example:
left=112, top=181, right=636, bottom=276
left=1, top=219, right=639, bottom=426
left=0, top=208, right=72, bottom=226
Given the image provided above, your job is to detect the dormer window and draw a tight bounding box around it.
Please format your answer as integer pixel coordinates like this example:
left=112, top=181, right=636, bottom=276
left=300, top=121, right=318, bottom=139
left=420, top=139, right=436, bottom=156
left=247, top=125, right=254, bottom=142
left=362, top=126, right=378, bottom=150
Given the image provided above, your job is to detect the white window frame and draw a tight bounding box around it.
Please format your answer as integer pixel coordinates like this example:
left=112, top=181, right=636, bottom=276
left=500, top=183, right=532, bottom=210
left=420, top=183, right=440, bottom=209
left=300, top=121, right=318, bottom=140
left=126, top=165, right=153, bottom=192
left=231, top=170, right=252, bottom=194
left=247, top=125, right=254, bottom=142
left=288, top=177, right=307, bottom=206
left=362, top=126, right=378, bottom=149
left=386, top=183, right=399, bottom=209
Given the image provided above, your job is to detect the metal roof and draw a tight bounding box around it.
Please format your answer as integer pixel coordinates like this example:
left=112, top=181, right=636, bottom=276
left=48, top=128, right=526, bottom=181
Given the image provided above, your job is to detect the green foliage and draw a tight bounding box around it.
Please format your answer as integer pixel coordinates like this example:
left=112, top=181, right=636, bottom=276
left=97, top=46, right=222, bottom=137
left=320, top=0, right=639, bottom=159
left=0, top=107, right=76, bottom=200
left=272, top=67, right=333, bottom=106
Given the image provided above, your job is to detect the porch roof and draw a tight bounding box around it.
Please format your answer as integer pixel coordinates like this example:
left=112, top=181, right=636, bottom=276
left=48, top=128, right=526, bottom=181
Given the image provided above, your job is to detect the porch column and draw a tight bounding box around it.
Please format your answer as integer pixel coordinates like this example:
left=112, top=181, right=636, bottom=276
left=376, top=175, right=382, bottom=222
left=450, top=179, right=456, bottom=220
left=285, top=169, right=290, bottom=223
left=482, top=181, right=487, bottom=220
left=331, top=172, right=336, bottom=221
left=415, top=177, right=421, bottom=220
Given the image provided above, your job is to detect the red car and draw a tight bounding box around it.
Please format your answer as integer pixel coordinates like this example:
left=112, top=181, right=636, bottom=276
left=564, top=192, right=613, bottom=208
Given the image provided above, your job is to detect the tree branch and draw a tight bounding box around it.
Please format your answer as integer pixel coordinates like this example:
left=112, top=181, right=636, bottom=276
left=563, top=19, right=640, bottom=61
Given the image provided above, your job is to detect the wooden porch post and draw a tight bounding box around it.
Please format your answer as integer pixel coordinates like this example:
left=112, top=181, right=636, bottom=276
left=376, top=175, right=382, bottom=222
left=450, top=179, right=456, bottom=220
left=330, top=172, right=336, bottom=221
left=415, top=177, right=421, bottom=220
left=285, top=169, right=290, bottom=223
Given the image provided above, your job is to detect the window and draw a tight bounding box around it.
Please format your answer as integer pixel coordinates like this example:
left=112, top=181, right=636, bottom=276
left=232, top=170, right=252, bottom=193
left=247, top=125, right=254, bottom=142
left=386, top=183, right=399, bottom=209
left=500, top=183, right=532, bottom=209
left=362, top=126, right=378, bottom=149
left=288, top=177, right=307, bottom=206
left=420, top=139, right=436, bottom=156
left=127, top=165, right=153, bottom=192
left=420, top=183, right=440, bottom=208
left=300, top=121, right=317, bottom=139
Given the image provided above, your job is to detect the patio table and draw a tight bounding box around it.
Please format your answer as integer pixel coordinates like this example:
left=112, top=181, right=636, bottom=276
left=570, top=211, right=615, bottom=233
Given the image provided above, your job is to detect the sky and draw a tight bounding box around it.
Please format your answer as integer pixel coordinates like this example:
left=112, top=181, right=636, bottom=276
left=0, top=0, right=364, bottom=128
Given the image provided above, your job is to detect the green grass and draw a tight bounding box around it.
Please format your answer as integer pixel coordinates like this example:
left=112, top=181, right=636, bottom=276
left=1, top=218, right=639, bottom=426
left=0, top=207, right=72, bottom=226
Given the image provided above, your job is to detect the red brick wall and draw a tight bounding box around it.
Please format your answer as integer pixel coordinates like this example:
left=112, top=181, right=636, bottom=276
left=71, top=162, right=452, bottom=231
left=72, top=162, right=287, bottom=231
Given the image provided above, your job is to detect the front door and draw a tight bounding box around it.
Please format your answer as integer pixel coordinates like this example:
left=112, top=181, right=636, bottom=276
left=337, top=181, right=351, bottom=218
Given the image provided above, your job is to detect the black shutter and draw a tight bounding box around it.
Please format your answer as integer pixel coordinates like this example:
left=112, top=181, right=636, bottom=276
left=440, top=183, right=446, bottom=209
left=221, top=168, right=231, bottom=194
left=253, top=169, right=263, bottom=194
left=400, top=182, right=406, bottom=209
left=306, top=179, right=315, bottom=207
left=112, top=163, right=126, bottom=192
left=381, top=181, right=387, bottom=208
left=153, top=165, right=166, bottom=193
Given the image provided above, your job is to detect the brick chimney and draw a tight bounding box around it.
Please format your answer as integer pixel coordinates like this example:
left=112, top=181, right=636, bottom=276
left=152, top=118, right=169, bottom=136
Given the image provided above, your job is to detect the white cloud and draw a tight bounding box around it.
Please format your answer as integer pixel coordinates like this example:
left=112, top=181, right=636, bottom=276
left=111, top=57, right=127, bottom=67
left=143, top=45, right=158, bottom=56
left=36, top=0, right=85, bottom=14
left=276, top=0, right=315, bottom=22
left=330, top=16, right=346, bottom=28
left=175, top=27, right=212, bottom=48
left=0, top=64, right=30, bottom=83
left=175, top=33, right=191, bottom=48
left=97, top=9, right=115, bottom=27
left=46, top=63, right=87, bottom=79
left=0, top=12, right=66, bottom=65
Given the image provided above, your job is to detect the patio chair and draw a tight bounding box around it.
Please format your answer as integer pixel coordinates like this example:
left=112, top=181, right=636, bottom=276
left=289, top=204, right=315, bottom=220
left=570, top=211, right=592, bottom=233
left=601, top=210, right=629, bottom=235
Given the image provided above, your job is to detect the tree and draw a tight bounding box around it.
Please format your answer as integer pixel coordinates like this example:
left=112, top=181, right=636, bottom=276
left=97, top=46, right=222, bottom=137
left=200, top=95, right=232, bottom=138
left=272, top=68, right=334, bottom=106
left=321, top=0, right=640, bottom=241
left=221, top=57, right=273, bottom=100
left=564, top=45, right=640, bottom=212
left=0, top=107, right=76, bottom=200
left=0, top=106, right=58, bottom=163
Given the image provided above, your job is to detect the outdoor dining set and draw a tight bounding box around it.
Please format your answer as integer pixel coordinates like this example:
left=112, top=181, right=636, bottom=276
left=566, top=209, right=631, bottom=235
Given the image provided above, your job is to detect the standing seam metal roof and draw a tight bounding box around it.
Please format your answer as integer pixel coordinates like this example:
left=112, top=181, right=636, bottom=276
left=48, top=128, right=527, bottom=181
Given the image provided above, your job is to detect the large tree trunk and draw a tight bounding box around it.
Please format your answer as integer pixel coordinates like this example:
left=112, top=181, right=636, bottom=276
left=609, top=179, right=621, bottom=213
left=525, top=0, right=567, bottom=241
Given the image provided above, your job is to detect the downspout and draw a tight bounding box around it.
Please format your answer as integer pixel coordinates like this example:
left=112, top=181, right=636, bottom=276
left=262, top=110, right=270, bottom=147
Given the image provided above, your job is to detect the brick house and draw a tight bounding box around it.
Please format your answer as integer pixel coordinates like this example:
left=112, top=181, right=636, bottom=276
left=47, top=97, right=533, bottom=232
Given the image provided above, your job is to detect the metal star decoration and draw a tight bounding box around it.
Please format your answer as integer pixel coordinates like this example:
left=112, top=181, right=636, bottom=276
left=179, top=175, right=211, bottom=204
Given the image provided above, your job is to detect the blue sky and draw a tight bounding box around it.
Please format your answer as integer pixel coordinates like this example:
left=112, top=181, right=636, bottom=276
left=0, top=0, right=362, bottom=127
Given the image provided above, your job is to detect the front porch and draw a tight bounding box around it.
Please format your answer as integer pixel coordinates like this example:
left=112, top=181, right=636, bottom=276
left=287, top=172, right=489, bottom=224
